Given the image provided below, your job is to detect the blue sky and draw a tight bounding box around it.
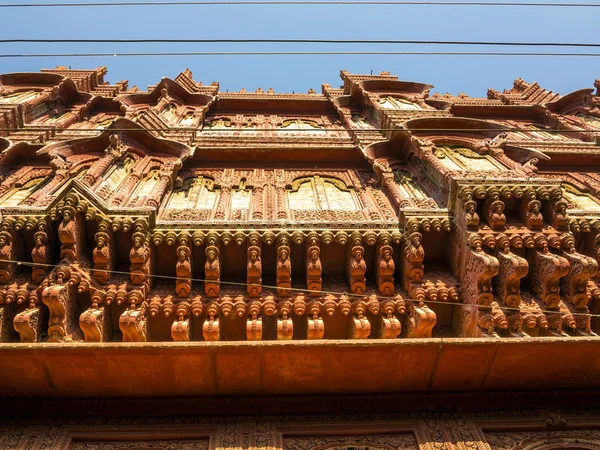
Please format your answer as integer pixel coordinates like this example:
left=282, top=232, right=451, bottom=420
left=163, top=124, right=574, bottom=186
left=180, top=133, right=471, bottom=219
left=0, top=1, right=599, bottom=97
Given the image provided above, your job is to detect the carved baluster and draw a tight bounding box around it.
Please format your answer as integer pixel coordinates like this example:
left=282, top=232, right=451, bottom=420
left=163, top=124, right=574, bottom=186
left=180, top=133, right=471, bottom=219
left=175, top=233, right=192, bottom=298
left=306, top=233, right=322, bottom=296
left=529, top=234, right=570, bottom=308
left=347, top=233, right=366, bottom=295
left=376, top=235, right=395, bottom=295
left=247, top=232, right=262, bottom=297
left=31, top=230, right=49, bottom=283
left=0, top=229, right=16, bottom=284
left=493, top=234, right=529, bottom=308
left=246, top=301, right=262, bottom=341
left=58, top=202, right=79, bottom=261
left=560, top=234, right=598, bottom=309
left=276, top=235, right=292, bottom=296
left=171, top=302, right=191, bottom=341
left=204, top=233, right=220, bottom=297
left=402, top=232, right=424, bottom=296
left=92, top=224, right=112, bottom=285
left=130, top=231, right=151, bottom=288
left=202, top=304, right=220, bottom=341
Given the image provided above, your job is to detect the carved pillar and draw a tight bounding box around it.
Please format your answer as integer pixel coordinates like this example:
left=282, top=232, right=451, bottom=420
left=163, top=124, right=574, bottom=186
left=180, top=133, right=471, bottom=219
left=31, top=230, right=49, bottom=283
left=214, top=186, right=231, bottom=220
left=175, top=233, right=192, bottom=298
left=347, top=233, right=366, bottom=295
left=81, top=135, right=124, bottom=187
left=530, top=234, right=570, bottom=308
left=252, top=186, right=264, bottom=220
left=306, top=233, right=322, bottom=296
left=204, top=233, right=220, bottom=297
left=376, top=234, right=395, bottom=295
left=92, top=223, right=112, bottom=285
left=276, top=234, right=292, bottom=296
left=247, top=232, right=262, bottom=297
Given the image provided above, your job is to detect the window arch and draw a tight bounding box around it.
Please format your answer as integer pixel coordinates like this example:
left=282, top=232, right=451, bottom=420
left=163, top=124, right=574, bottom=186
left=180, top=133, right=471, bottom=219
left=166, top=176, right=219, bottom=210
left=0, top=90, right=41, bottom=104
left=379, top=96, right=422, bottom=110
left=434, top=145, right=506, bottom=171
left=0, top=176, right=49, bottom=206
left=288, top=176, right=361, bottom=210
left=278, top=119, right=327, bottom=135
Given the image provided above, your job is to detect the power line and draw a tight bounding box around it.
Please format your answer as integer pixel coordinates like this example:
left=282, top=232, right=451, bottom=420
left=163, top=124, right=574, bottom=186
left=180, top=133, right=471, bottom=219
left=2, top=39, right=600, bottom=48
left=2, top=128, right=599, bottom=133
left=4, top=258, right=599, bottom=320
left=1, top=1, right=600, bottom=7
left=3, top=51, right=600, bottom=58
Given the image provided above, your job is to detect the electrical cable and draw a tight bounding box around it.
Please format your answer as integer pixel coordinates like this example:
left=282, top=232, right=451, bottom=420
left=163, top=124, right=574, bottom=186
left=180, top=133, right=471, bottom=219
left=2, top=39, right=600, bottom=48
left=4, top=258, right=599, bottom=319
left=3, top=51, right=600, bottom=58
left=1, top=1, right=600, bottom=7
left=2, top=127, right=599, bottom=133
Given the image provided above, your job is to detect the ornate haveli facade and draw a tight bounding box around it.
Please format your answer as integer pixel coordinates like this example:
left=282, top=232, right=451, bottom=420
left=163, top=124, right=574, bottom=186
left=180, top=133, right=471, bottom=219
left=2, top=66, right=600, bottom=448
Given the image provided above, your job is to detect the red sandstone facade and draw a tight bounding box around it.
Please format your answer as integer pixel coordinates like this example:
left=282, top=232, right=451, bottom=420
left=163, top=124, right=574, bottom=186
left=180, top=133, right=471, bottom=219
left=1, top=67, right=600, bottom=448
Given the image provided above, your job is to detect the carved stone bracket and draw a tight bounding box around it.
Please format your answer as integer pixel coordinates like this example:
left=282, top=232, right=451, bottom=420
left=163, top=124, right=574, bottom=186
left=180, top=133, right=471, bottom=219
left=530, top=237, right=570, bottom=308
left=406, top=301, right=436, bottom=338
left=462, top=234, right=499, bottom=307
left=13, top=306, right=44, bottom=343
left=494, top=236, right=529, bottom=308
left=119, top=306, right=148, bottom=342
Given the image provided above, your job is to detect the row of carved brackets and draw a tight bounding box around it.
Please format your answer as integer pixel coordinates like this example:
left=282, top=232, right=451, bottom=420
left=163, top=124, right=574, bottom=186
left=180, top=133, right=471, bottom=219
left=401, top=209, right=452, bottom=233
left=150, top=229, right=404, bottom=246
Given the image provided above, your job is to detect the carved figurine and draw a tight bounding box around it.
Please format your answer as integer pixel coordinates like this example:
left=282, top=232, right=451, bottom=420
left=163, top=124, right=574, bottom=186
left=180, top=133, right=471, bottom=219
left=306, top=245, right=322, bottom=296
left=58, top=206, right=77, bottom=261
left=129, top=232, right=150, bottom=286
left=522, top=195, right=543, bottom=230
left=403, top=232, right=424, bottom=292
left=484, top=199, right=506, bottom=230
left=377, top=243, right=395, bottom=295
left=464, top=200, right=479, bottom=230
left=175, top=244, right=192, bottom=297
left=205, top=245, right=220, bottom=297
left=276, top=240, right=292, bottom=296
left=348, top=244, right=366, bottom=294
left=92, top=231, right=111, bottom=284
left=31, top=230, right=48, bottom=283
left=0, top=230, right=14, bottom=283
left=247, top=245, right=262, bottom=297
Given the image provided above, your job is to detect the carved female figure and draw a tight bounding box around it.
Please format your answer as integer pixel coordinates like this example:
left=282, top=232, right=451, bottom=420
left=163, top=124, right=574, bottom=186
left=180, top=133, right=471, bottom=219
left=277, top=243, right=292, bottom=296
left=349, top=244, right=367, bottom=294
left=175, top=245, right=192, bottom=297
left=404, top=232, right=425, bottom=291
left=92, top=232, right=110, bottom=284
left=306, top=245, right=322, bottom=295
left=464, top=200, right=479, bottom=230
left=205, top=245, right=220, bottom=297
left=31, top=230, right=48, bottom=283
left=58, top=206, right=77, bottom=261
left=488, top=200, right=506, bottom=229
left=247, top=245, right=262, bottom=297
left=524, top=198, right=543, bottom=229
left=377, top=244, right=395, bottom=295
left=0, top=230, right=14, bottom=283
left=130, top=232, right=150, bottom=286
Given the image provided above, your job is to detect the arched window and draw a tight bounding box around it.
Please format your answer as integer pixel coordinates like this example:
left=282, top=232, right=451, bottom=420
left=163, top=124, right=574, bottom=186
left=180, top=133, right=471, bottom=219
left=231, top=179, right=252, bottom=210
left=0, top=177, right=48, bottom=206
left=180, top=111, right=197, bottom=127
left=577, top=113, right=600, bottom=127
left=393, top=170, right=430, bottom=200
left=278, top=119, right=327, bottom=136
left=166, top=176, right=219, bottom=210
left=160, top=103, right=178, bottom=125
left=0, top=90, right=41, bottom=104
left=97, top=156, right=135, bottom=199
left=379, top=96, right=422, bottom=110
left=434, top=145, right=506, bottom=171
left=351, top=115, right=373, bottom=129
left=130, top=169, right=160, bottom=203
left=288, top=176, right=361, bottom=210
